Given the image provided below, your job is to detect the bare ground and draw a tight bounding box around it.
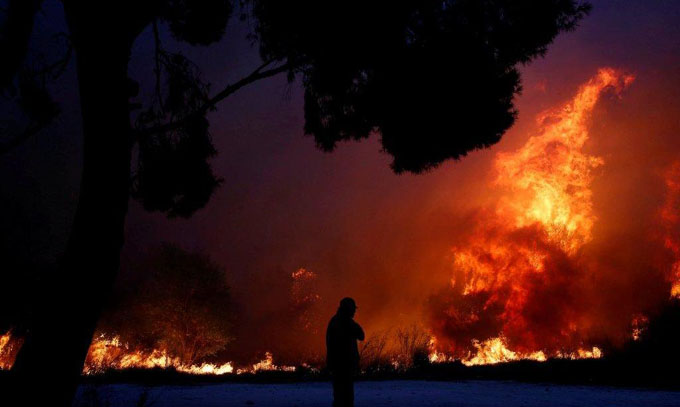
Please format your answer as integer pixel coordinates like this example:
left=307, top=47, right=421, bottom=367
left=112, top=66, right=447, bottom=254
left=74, top=380, right=680, bottom=407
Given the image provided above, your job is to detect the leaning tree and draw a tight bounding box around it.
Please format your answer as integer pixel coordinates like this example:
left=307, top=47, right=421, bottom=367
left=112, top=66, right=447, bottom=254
left=0, top=0, right=591, bottom=405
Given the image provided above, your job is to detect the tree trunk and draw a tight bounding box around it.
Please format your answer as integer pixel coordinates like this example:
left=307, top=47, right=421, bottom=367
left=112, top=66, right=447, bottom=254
left=7, top=4, right=135, bottom=405
left=0, top=0, right=44, bottom=91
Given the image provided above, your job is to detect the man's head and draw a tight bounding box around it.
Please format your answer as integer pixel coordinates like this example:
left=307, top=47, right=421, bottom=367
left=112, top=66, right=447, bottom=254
left=338, top=297, right=357, bottom=318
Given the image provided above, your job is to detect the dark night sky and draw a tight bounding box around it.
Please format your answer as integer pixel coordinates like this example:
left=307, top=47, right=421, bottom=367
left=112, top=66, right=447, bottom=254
left=2, top=0, right=680, bottom=356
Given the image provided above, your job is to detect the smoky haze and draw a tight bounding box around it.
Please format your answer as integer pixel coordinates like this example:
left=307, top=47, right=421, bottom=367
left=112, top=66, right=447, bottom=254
left=3, top=0, right=680, bottom=365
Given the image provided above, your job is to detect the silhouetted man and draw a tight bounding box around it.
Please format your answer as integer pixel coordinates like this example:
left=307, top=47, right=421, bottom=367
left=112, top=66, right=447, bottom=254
left=326, top=297, right=365, bottom=407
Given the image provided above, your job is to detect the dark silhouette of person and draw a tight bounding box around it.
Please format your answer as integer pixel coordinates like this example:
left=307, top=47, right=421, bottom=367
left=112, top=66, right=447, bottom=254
left=326, top=297, right=365, bottom=407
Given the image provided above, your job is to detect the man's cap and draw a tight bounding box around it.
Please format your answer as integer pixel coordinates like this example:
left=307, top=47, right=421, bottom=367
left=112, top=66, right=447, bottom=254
left=339, top=297, right=357, bottom=310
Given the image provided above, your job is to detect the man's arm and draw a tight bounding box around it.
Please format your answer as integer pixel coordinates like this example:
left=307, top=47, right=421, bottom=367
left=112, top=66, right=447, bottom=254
left=354, top=321, right=365, bottom=341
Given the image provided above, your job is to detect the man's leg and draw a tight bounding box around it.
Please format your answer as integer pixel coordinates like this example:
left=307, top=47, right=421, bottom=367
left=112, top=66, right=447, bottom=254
left=332, top=376, right=341, bottom=407
left=332, top=374, right=352, bottom=407
left=348, top=377, right=355, bottom=407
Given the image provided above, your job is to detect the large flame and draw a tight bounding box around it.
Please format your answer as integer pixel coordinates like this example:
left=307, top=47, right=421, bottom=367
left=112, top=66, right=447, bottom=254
left=494, top=68, right=633, bottom=254
left=430, top=68, right=635, bottom=361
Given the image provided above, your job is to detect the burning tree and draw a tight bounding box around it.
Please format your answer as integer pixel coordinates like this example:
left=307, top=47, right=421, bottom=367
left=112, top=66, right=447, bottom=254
left=240, top=267, right=323, bottom=365
left=290, top=268, right=322, bottom=334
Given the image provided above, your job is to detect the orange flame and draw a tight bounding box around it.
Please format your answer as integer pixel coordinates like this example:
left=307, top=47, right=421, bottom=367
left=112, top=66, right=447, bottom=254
left=494, top=68, right=633, bottom=254
left=83, top=334, right=235, bottom=375
left=433, top=68, right=635, bottom=361
left=236, top=351, right=296, bottom=374
left=0, top=331, right=14, bottom=369
left=82, top=335, right=299, bottom=375
left=462, top=337, right=547, bottom=366
left=0, top=330, right=22, bottom=370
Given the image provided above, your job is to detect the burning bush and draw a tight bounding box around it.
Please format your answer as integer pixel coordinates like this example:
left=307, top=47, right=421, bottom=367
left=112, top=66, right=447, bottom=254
left=93, top=244, right=233, bottom=368
left=359, top=331, right=390, bottom=372
left=394, top=325, right=431, bottom=368
left=359, top=324, right=432, bottom=372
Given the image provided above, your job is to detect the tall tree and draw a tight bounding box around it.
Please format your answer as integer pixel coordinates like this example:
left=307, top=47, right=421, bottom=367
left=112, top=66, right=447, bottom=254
left=0, top=1, right=590, bottom=405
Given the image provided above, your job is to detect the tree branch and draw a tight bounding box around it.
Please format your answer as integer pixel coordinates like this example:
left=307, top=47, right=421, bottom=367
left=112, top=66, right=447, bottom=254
left=136, top=60, right=294, bottom=139
left=33, top=34, right=73, bottom=80
left=0, top=0, right=44, bottom=91
left=0, top=32, right=71, bottom=157
left=152, top=20, right=165, bottom=112
left=0, top=119, right=52, bottom=155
